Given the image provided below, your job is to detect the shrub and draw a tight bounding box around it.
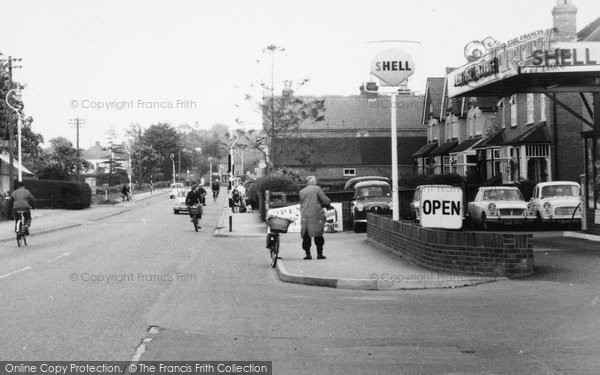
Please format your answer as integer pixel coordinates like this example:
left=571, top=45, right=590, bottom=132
left=257, top=174, right=300, bottom=193
left=23, top=179, right=92, bottom=209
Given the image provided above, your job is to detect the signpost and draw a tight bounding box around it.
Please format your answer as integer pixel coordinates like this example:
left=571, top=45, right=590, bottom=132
left=419, top=187, right=464, bottom=229
left=369, top=47, right=415, bottom=221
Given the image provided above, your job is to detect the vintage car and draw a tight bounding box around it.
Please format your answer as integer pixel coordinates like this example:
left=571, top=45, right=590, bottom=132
left=410, top=184, right=452, bottom=223
left=169, top=183, right=185, bottom=199
left=173, top=191, right=189, bottom=214
left=349, top=180, right=393, bottom=232
left=468, top=186, right=536, bottom=229
left=530, top=181, right=581, bottom=226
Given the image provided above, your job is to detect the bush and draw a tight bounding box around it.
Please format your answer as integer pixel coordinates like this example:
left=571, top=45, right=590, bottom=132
left=257, top=174, right=300, bottom=193
left=23, top=179, right=92, bottom=209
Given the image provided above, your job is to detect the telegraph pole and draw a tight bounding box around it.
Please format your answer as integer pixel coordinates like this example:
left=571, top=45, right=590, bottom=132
left=2, top=56, right=22, bottom=193
left=69, top=117, right=86, bottom=180
left=69, top=117, right=86, bottom=151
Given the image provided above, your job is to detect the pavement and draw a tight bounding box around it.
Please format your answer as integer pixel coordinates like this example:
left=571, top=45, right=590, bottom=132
left=0, top=190, right=165, bottom=243
left=214, top=209, right=503, bottom=290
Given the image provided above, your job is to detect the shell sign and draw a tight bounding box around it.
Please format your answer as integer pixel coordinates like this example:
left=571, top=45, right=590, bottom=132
left=370, top=48, right=415, bottom=86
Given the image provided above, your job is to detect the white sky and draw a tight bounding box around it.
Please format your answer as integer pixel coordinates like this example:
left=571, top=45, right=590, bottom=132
left=3, top=0, right=599, bottom=148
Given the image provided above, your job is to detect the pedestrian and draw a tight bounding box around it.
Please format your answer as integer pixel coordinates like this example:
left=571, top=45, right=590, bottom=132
left=299, top=175, right=331, bottom=260
left=121, top=184, right=130, bottom=201
left=231, top=189, right=241, bottom=213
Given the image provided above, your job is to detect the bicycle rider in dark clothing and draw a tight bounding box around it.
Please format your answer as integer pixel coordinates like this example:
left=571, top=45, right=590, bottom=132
left=7, top=180, right=36, bottom=235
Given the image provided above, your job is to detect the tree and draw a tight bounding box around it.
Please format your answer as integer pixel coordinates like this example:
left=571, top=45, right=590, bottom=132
left=37, top=137, right=92, bottom=180
left=143, top=123, right=180, bottom=181
left=130, top=143, right=163, bottom=183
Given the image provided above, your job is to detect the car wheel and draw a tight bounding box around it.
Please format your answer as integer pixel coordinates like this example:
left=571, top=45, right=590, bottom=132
left=480, top=212, right=488, bottom=230
left=174, top=209, right=178, bottom=214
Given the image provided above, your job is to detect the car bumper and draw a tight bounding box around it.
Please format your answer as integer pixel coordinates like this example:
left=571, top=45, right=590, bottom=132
left=540, top=214, right=582, bottom=223
left=487, top=215, right=536, bottom=225
left=174, top=205, right=189, bottom=212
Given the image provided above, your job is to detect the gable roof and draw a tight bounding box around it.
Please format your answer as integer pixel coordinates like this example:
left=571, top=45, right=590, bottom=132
left=503, top=124, right=551, bottom=145
left=81, top=142, right=111, bottom=160
left=475, top=131, right=505, bottom=149
left=578, top=16, right=600, bottom=41
left=423, top=78, right=445, bottom=123
left=273, top=136, right=425, bottom=166
left=296, top=95, right=425, bottom=131
left=429, top=140, right=458, bottom=157
left=450, top=137, right=483, bottom=154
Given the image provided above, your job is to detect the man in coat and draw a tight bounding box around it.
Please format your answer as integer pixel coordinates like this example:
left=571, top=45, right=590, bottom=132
left=299, top=175, right=331, bottom=260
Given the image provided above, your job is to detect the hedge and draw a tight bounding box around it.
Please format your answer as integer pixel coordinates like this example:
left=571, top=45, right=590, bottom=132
left=22, top=179, right=92, bottom=210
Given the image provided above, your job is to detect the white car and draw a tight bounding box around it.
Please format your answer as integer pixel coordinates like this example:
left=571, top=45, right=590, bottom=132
left=468, top=186, right=536, bottom=229
left=173, top=191, right=189, bottom=214
left=169, top=183, right=185, bottom=199
left=530, top=181, right=582, bottom=226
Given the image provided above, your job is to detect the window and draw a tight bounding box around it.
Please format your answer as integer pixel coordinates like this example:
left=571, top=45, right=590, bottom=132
left=510, top=95, right=517, bottom=127
left=527, top=94, right=534, bottom=124
left=343, top=168, right=356, bottom=177
left=540, top=94, right=546, bottom=122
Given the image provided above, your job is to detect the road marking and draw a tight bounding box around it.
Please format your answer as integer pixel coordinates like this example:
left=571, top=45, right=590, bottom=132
left=46, top=252, right=72, bottom=263
left=0, top=266, right=32, bottom=279
left=593, top=297, right=599, bottom=305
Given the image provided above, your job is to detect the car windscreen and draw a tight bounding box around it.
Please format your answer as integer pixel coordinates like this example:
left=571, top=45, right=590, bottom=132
left=356, top=186, right=391, bottom=198
left=482, top=189, right=523, bottom=201
left=541, top=185, right=579, bottom=198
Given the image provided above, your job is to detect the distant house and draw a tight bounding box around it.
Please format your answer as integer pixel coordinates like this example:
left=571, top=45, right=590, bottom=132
left=81, top=141, right=129, bottom=174
left=270, top=88, right=427, bottom=184
left=0, top=150, right=34, bottom=195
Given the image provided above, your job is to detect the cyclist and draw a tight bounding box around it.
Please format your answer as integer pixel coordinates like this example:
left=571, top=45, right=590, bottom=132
left=7, top=181, right=36, bottom=235
left=211, top=180, right=220, bottom=201
left=185, top=185, right=203, bottom=228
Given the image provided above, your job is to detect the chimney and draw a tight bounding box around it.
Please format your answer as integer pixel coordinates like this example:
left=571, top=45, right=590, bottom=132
left=359, top=81, right=379, bottom=98
left=552, top=0, right=578, bottom=42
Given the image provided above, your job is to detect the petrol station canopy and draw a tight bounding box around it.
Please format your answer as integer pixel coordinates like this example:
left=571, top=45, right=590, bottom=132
left=447, top=29, right=600, bottom=98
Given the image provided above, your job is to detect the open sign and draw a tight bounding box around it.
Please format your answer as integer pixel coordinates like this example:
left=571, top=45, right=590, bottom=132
left=420, top=186, right=463, bottom=229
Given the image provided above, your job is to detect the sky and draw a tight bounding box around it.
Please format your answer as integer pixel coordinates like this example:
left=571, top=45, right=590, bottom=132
left=2, top=0, right=599, bottom=148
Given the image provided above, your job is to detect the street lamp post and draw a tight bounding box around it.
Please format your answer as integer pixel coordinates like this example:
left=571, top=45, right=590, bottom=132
left=5, top=88, right=23, bottom=182
left=169, top=153, right=175, bottom=184
left=124, top=145, right=134, bottom=201
left=228, top=132, right=239, bottom=232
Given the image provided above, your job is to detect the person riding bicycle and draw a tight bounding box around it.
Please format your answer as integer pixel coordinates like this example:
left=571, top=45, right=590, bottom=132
left=185, top=185, right=204, bottom=222
left=121, top=184, right=130, bottom=201
left=211, top=180, right=220, bottom=200
left=7, top=180, right=36, bottom=235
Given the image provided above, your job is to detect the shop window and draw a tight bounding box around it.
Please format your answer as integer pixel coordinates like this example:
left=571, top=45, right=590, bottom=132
left=540, top=94, right=546, bottom=122
left=343, top=168, right=356, bottom=177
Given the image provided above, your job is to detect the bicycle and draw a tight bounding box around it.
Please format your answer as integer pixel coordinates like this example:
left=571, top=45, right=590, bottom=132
left=14, top=209, right=29, bottom=247
left=189, top=204, right=203, bottom=232
left=266, top=216, right=293, bottom=268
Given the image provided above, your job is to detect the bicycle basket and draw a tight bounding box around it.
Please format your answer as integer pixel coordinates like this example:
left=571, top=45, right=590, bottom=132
left=268, top=217, right=292, bottom=233
left=189, top=206, right=202, bottom=215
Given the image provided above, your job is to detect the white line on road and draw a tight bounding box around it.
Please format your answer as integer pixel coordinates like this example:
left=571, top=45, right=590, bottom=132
left=46, top=252, right=72, bottom=263
left=0, top=266, right=32, bottom=279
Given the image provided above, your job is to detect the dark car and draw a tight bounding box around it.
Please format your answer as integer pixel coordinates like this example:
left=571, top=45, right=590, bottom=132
left=350, top=180, right=393, bottom=232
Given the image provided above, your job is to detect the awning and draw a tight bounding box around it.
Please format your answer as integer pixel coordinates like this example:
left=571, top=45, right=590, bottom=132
left=503, top=123, right=551, bottom=145
left=450, top=137, right=483, bottom=154
left=0, top=152, right=34, bottom=175
left=411, top=142, right=438, bottom=158
left=429, top=140, right=458, bottom=157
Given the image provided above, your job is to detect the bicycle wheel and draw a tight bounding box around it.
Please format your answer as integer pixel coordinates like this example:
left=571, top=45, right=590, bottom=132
left=270, top=235, right=279, bottom=268
left=16, top=221, right=23, bottom=247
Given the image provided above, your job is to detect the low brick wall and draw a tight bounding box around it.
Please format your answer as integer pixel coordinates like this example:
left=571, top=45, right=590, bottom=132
left=366, top=214, right=534, bottom=277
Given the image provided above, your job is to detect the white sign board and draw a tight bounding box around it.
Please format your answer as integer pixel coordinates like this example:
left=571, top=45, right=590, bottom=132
left=267, top=204, right=341, bottom=233
left=420, top=187, right=463, bottom=229
left=370, top=48, right=415, bottom=86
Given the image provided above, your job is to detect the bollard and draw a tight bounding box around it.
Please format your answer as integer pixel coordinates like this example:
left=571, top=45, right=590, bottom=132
left=229, top=215, right=232, bottom=232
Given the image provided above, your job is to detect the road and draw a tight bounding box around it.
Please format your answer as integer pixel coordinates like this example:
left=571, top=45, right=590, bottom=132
left=1, top=196, right=599, bottom=374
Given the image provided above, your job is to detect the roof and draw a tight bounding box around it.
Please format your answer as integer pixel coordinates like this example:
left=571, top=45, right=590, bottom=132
left=412, top=142, right=438, bottom=158
left=355, top=180, right=390, bottom=188
left=475, top=131, right=505, bottom=149
left=295, top=95, right=425, bottom=131
left=81, top=142, right=111, bottom=160
left=535, top=181, right=580, bottom=188
left=273, top=136, right=425, bottom=166
left=344, top=176, right=391, bottom=191
left=503, top=124, right=551, bottom=145
left=578, top=16, right=600, bottom=41
left=450, top=137, right=483, bottom=154
left=428, top=140, right=458, bottom=157
left=0, top=152, right=34, bottom=175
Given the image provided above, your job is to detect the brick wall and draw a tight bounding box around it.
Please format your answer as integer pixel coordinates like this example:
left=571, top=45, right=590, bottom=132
left=366, top=214, right=533, bottom=277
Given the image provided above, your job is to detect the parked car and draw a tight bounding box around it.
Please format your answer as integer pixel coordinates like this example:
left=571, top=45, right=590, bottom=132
left=468, top=186, right=536, bottom=229
left=410, top=185, right=452, bottom=224
left=169, top=182, right=185, bottom=199
left=349, top=180, right=393, bottom=232
left=173, top=191, right=189, bottom=214
left=530, top=181, right=582, bottom=227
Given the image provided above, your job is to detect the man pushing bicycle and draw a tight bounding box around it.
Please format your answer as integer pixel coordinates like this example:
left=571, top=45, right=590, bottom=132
left=7, top=180, right=36, bottom=235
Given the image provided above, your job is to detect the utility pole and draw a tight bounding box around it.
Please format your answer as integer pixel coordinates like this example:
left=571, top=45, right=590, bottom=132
left=2, top=56, right=22, bottom=193
left=105, top=128, right=117, bottom=186
left=69, top=117, right=86, bottom=180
